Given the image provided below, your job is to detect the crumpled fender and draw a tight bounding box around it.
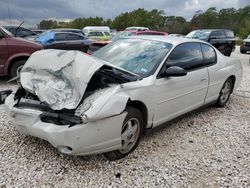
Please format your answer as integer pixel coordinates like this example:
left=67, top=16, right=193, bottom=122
left=81, top=85, right=129, bottom=122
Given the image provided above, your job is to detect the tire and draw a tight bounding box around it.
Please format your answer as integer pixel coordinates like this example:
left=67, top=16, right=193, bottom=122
left=104, top=107, right=144, bottom=161
left=10, top=60, right=26, bottom=78
left=240, top=49, right=246, bottom=54
left=215, top=78, right=233, bottom=107
left=224, top=47, right=232, bottom=57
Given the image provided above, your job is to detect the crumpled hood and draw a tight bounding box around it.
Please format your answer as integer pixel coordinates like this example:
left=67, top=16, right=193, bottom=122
left=20, top=49, right=103, bottom=110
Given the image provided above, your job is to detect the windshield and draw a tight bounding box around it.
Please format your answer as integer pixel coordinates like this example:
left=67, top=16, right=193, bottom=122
left=248, top=35, right=250, bottom=39
left=93, top=39, right=172, bottom=77
left=186, top=30, right=210, bottom=40
left=1, top=26, right=13, bottom=36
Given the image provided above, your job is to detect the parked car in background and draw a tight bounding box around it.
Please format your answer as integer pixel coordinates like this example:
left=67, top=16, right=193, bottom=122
left=31, top=29, right=46, bottom=35
left=168, top=34, right=185, bottom=37
left=112, top=30, right=168, bottom=42
left=240, top=34, right=250, bottom=54
left=36, top=31, right=92, bottom=52
left=125, top=26, right=149, bottom=31
left=89, top=30, right=169, bottom=54
left=3, top=26, right=37, bottom=38
left=87, top=31, right=111, bottom=41
left=3, top=36, right=242, bottom=160
left=50, top=28, right=85, bottom=36
left=82, top=26, right=110, bottom=35
left=186, top=29, right=235, bottom=56
left=87, top=40, right=111, bottom=55
left=0, top=26, right=42, bottom=78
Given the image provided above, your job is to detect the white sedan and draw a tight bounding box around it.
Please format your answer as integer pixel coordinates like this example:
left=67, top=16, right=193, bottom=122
left=4, top=36, right=242, bottom=160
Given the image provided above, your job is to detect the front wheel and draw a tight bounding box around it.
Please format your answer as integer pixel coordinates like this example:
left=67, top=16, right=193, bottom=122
left=215, top=78, right=233, bottom=107
left=104, top=107, right=143, bottom=161
left=10, top=60, right=26, bottom=78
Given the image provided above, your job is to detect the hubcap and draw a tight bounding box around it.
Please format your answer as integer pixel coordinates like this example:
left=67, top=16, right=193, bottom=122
left=220, top=81, right=231, bottom=103
left=120, top=118, right=140, bottom=154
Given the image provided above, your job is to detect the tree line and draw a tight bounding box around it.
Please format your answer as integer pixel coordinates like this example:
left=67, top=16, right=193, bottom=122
left=38, top=6, right=250, bottom=38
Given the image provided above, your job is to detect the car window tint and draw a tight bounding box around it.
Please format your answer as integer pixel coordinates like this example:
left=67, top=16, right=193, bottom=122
left=89, top=32, right=104, bottom=36
left=166, top=43, right=203, bottom=71
left=104, top=32, right=110, bottom=36
left=68, top=34, right=84, bottom=40
left=201, top=44, right=217, bottom=65
left=55, top=33, right=68, bottom=41
left=210, top=31, right=218, bottom=37
left=96, top=32, right=104, bottom=36
left=20, top=28, right=34, bottom=36
left=217, top=31, right=225, bottom=37
left=225, top=31, right=234, bottom=38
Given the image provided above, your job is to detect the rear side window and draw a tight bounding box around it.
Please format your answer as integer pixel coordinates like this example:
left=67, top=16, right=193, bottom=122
left=225, top=30, right=234, bottom=38
left=201, top=44, right=217, bottom=66
left=211, top=31, right=225, bottom=38
left=104, top=32, right=111, bottom=36
left=55, top=33, right=68, bottom=41
left=89, top=32, right=104, bottom=36
left=166, top=43, right=203, bottom=71
left=68, top=34, right=84, bottom=40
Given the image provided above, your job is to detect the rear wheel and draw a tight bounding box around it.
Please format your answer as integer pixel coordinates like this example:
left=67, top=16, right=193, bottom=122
left=224, top=47, right=232, bottom=57
left=104, top=107, right=143, bottom=161
left=240, top=49, right=246, bottom=54
left=215, top=78, right=233, bottom=107
left=10, top=60, right=26, bottom=78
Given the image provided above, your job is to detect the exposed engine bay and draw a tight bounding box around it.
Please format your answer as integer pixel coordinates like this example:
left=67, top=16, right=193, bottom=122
left=13, top=50, right=138, bottom=127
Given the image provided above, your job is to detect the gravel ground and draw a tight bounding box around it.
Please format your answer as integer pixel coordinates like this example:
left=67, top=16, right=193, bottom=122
left=1, top=47, right=250, bottom=187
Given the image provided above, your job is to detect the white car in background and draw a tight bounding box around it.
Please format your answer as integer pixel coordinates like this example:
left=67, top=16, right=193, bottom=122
left=125, top=26, right=149, bottom=31
left=3, top=36, right=242, bottom=160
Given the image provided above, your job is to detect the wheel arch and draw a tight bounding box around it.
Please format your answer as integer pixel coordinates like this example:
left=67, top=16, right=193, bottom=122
left=126, top=99, right=148, bottom=129
left=228, top=75, right=236, bottom=92
left=7, top=56, right=29, bottom=74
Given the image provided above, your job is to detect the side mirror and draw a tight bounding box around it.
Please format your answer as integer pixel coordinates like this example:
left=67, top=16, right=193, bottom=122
left=164, top=66, right=187, bottom=77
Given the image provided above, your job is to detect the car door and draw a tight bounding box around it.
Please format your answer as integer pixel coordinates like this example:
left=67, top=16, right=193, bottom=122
left=49, top=33, right=68, bottom=50
left=153, top=42, right=209, bottom=126
left=65, top=34, right=86, bottom=51
left=0, top=31, right=8, bottom=74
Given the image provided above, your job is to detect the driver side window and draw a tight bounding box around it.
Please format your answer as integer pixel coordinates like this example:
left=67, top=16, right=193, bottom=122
left=166, top=43, right=203, bottom=71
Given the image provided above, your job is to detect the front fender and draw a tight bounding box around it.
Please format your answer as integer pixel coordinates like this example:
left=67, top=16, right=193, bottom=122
left=81, top=85, right=129, bottom=122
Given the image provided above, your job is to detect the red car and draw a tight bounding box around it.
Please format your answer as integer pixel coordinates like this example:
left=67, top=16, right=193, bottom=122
left=0, top=26, right=43, bottom=78
left=88, top=30, right=168, bottom=54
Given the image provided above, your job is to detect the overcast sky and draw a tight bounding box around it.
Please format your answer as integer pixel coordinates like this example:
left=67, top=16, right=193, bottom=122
left=0, top=0, right=249, bottom=27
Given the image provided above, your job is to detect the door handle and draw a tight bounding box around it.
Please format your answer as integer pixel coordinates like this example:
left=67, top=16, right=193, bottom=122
left=200, top=78, right=207, bottom=82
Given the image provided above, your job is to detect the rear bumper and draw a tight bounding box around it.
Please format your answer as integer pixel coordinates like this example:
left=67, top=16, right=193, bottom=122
left=5, top=94, right=125, bottom=155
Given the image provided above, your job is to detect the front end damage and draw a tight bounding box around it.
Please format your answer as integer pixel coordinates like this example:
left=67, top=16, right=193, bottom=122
left=5, top=49, right=139, bottom=155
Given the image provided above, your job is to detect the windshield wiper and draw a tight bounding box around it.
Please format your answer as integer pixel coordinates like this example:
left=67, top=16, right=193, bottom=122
left=101, top=66, right=140, bottom=82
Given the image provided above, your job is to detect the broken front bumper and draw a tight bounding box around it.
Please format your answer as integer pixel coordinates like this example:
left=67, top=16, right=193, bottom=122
left=5, top=94, right=125, bottom=155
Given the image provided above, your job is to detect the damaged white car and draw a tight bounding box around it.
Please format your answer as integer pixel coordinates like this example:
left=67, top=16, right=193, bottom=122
left=2, top=36, right=242, bottom=160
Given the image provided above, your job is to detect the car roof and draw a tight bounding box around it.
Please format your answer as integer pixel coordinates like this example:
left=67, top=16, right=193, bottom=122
left=193, top=29, right=233, bottom=32
left=52, top=28, right=82, bottom=31
left=125, top=35, right=208, bottom=46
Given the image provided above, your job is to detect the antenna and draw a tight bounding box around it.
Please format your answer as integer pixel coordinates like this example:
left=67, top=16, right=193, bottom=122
left=7, top=0, right=11, bottom=25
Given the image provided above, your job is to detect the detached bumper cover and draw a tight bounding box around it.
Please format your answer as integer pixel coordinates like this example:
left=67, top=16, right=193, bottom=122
left=5, top=94, right=125, bottom=155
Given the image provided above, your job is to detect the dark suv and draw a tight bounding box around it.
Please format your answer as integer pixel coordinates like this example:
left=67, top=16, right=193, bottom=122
left=186, top=29, right=235, bottom=56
